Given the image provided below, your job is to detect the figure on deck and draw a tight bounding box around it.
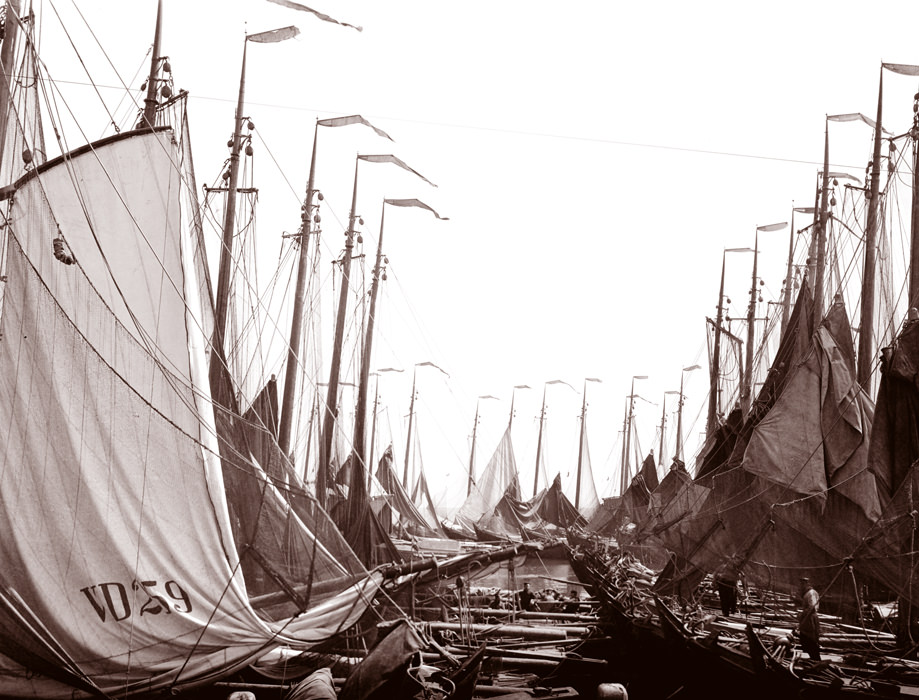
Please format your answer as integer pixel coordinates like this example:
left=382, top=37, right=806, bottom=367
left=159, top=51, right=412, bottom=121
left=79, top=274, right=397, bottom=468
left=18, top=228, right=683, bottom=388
left=563, top=589, right=580, bottom=614
left=797, top=577, right=821, bottom=660
left=516, top=582, right=536, bottom=611
left=713, top=562, right=739, bottom=616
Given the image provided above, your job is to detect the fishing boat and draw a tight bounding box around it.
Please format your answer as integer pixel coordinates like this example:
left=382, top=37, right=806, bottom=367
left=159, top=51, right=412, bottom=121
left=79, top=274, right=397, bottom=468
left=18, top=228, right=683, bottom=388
left=560, top=58, right=919, bottom=700
left=446, top=384, right=589, bottom=552
left=0, top=2, right=429, bottom=696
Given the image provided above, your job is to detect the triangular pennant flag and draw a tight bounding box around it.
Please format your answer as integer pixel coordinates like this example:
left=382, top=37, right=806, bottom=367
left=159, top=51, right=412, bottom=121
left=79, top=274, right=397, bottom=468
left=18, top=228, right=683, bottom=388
left=546, top=379, right=576, bottom=391
left=883, top=62, right=919, bottom=76
left=827, top=112, right=892, bottom=136
left=384, top=198, right=448, bottom=219
left=757, top=222, right=786, bottom=232
left=266, top=0, right=362, bottom=32
left=318, top=115, right=393, bottom=141
left=359, top=154, right=436, bottom=187
left=417, top=361, right=449, bottom=377
left=248, top=26, right=300, bottom=43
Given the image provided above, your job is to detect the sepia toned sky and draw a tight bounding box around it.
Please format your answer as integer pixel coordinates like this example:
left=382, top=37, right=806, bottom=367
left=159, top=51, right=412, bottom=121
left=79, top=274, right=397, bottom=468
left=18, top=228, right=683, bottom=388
left=33, top=0, right=919, bottom=513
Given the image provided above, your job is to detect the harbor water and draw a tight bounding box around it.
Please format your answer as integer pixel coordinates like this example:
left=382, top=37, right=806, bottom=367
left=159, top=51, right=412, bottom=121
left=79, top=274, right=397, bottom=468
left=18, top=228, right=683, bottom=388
left=467, top=552, right=581, bottom=598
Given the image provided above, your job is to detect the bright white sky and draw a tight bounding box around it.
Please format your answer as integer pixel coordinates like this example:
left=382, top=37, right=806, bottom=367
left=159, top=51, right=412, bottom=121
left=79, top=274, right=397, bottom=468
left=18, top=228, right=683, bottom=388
left=32, top=0, right=919, bottom=513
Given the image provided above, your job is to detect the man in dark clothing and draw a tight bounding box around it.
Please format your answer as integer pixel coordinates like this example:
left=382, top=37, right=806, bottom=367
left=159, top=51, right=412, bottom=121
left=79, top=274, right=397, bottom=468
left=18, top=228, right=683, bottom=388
left=517, top=582, right=535, bottom=611
left=798, top=577, right=821, bottom=660
left=714, top=563, right=738, bottom=616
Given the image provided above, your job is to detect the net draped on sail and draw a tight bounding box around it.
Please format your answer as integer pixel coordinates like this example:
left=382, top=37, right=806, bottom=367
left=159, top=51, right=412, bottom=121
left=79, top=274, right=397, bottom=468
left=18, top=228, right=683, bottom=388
left=852, top=318, right=919, bottom=604
left=0, top=129, right=378, bottom=697
left=654, top=297, right=881, bottom=594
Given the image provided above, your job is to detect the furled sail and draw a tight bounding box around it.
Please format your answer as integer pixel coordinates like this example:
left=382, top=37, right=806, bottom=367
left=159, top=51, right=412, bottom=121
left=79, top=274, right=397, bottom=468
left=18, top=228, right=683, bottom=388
left=375, top=445, right=441, bottom=538
left=573, top=415, right=601, bottom=519
left=451, top=424, right=520, bottom=537
left=670, top=297, right=880, bottom=594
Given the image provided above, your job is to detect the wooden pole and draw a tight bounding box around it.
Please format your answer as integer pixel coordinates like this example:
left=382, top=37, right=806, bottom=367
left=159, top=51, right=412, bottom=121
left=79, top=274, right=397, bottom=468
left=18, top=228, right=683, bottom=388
left=213, top=38, right=248, bottom=361
left=658, top=394, right=667, bottom=465
left=319, top=156, right=360, bottom=507
left=676, top=374, right=685, bottom=462
left=814, top=122, right=830, bottom=323
left=707, top=254, right=727, bottom=436
left=368, top=375, right=380, bottom=490
left=353, top=200, right=386, bottom=475
left=575, top=381, right=587, bottom=510
left=619, top=398, right=628, bottom=495
left=469, top=400, right=480, bottom=497
left=140, top=0, right=163, bottom=128
left=534, top=386, right=547, bottom=497
left=910, top=102, right=919, bottom=310
left=742, top=229, right=758, bottom=416
left=403, top=366, right=417, bottom=487
left=278, top=121, right=319, bottom=456
left=857, top=67, right=883, bottom=388
left=0, top=0, right=20, bottom=168
left=781, top=207, right=796, bottom=337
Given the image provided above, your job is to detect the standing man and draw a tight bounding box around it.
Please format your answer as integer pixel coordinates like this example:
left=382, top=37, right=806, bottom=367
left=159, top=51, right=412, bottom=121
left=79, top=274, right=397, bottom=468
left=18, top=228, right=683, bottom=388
left=798, top=577, right=821, bottom=660
left=714, top=563, right=739, bottom=616
left=517, top=582, right=536, bottom=611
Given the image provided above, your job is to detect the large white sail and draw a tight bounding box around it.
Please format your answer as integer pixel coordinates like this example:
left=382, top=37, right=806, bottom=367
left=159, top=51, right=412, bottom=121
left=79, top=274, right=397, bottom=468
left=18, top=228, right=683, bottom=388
left=0, top=124, right=379, bottom=697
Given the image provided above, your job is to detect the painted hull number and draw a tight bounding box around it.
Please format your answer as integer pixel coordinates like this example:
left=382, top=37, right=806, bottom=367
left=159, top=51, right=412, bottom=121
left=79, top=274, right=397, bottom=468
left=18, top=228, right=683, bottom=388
left=80, top=579, right=192, bottom=622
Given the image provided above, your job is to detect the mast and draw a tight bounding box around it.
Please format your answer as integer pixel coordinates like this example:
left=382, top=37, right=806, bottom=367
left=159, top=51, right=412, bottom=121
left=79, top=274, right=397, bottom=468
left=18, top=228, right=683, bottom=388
left=468, top=400, right=481, bottom=497
left=619, top=398, right=628, bottom=493
left=213, top=38, right=248, bottom=367
left=534, top=385, right=547, bottom=497
left=0, top=0, right=21, bottom=168
left=741, top=229, right=758, bottom=416
left=509, top=385, right=529, bottom=429
left=403, top=366, right=418, bottom=487
left=467, top=393, right=497, bottom=496
left=319, top=156, right=360, bottom=507
left=781, top=206, right=796, bottom=336
left=658, top=394, right=667, bottom=464
left=398, top=361, right=448, bottom=489
left=353, top=200, right=387, bottom=475
left=857, top=67, right=884, bottom=388
left=303, top=391, right=319, bottom=484
left=676, top=366, right=700, bottom=462
left=707, top=254, right=727, bottom=435
left=368, top=373, right=380, bottom=490
left=574, top=381, right=588, bottom=511
left=742, top=222, right=784, bottom=416
left=814, top=121, right=830, bottom=323
left=140, top=0, right=163, bottom=128
left=806, top=172, right=821, bottom=296
left=912, top=91, right=919, bottom=308
left=622, top=391, right=633, bottom=494
left=574, top=378, right=601, bottom=509
left=278, top=122, right=319, bottom=457
left=675, top=381, right=685, bottom=462
left=620, top=375, right=646, bottom=495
